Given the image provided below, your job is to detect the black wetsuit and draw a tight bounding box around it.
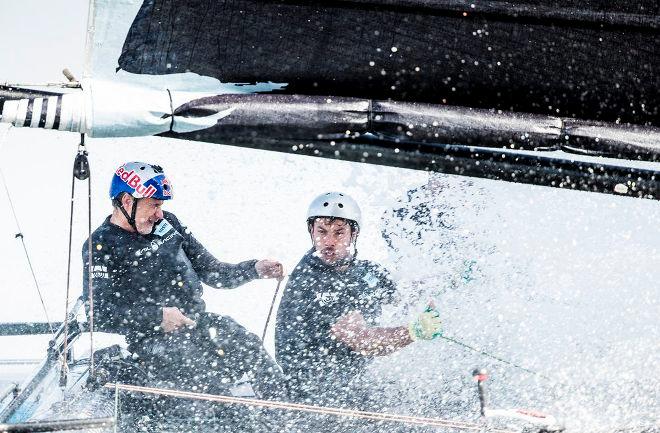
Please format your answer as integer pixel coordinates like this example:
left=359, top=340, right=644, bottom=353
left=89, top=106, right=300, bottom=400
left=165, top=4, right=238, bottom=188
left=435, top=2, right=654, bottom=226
left=275, top=249, right=396, bottom=407
left=82, top=211, right=284, bottom=399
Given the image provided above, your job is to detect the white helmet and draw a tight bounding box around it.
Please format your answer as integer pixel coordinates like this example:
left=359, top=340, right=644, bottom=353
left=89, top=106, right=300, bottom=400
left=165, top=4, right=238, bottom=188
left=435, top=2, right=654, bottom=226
left=306, top=192, right=362, bottom=229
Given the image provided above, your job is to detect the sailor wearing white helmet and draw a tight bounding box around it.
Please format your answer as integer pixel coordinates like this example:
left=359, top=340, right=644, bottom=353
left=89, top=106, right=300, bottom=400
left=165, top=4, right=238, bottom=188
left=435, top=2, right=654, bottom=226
left=275, top=192, right=443, bottom=413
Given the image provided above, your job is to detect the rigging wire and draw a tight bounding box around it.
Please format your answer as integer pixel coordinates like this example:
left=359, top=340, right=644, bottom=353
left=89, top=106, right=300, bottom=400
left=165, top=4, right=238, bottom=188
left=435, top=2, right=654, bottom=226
left=83, top=135, right=95, bottom=378
left=61, top=135, right=93, bottom=386
left=0, top=126, right=56, bottom=337
left=61, top=155, right=77, bottom=387
left=106, top=383, right=517, bottom=433
left=440, top=335, right=552, bottom=381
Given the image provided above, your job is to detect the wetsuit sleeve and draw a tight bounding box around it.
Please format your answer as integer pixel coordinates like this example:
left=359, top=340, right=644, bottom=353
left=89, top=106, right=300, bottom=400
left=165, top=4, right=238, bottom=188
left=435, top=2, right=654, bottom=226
left=82, top=241, right=162, bottom=335
left=177, top=224, right=259, bottom=289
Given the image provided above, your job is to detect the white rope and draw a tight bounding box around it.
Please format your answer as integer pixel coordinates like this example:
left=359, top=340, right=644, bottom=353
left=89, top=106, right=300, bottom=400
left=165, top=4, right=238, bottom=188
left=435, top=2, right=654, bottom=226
left=113, top=383, right=119, bottom=433
left=106, top=383, right=516, bottom=432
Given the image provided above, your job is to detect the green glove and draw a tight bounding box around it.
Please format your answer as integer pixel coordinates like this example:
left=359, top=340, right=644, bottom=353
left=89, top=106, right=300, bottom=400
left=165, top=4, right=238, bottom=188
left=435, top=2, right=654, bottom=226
left=408, top=306, right=442, bottom=340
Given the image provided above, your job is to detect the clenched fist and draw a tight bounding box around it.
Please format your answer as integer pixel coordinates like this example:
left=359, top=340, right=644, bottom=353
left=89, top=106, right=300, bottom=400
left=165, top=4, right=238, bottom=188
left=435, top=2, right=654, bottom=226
left=255, top=259, right=285, bottom=280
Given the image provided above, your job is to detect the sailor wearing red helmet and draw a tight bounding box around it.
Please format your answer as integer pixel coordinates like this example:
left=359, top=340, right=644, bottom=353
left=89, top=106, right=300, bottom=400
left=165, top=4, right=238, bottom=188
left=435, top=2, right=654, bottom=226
left=83, top=161, right=287, bottom=402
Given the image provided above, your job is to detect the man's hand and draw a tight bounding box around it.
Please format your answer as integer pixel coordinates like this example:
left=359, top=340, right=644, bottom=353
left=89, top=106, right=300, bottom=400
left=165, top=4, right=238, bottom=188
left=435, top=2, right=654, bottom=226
left=408, top=305, right=442, bottom=341
left=161, top=306, right=197, bottom=333
left=255, top=259, right=284, bottom=280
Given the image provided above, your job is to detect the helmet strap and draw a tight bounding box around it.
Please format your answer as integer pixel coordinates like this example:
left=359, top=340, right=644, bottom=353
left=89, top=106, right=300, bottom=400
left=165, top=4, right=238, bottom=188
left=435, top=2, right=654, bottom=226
left=118, top=196, right=140, bottom=233
left=350, top=231, right=359, bottom=261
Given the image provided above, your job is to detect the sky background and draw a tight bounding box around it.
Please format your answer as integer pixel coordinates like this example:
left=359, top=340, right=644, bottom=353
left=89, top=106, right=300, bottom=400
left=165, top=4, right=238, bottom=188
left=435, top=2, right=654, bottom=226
left=0, top=2, right=658, bottom=431
left=0, top=1, right=88, bottom=84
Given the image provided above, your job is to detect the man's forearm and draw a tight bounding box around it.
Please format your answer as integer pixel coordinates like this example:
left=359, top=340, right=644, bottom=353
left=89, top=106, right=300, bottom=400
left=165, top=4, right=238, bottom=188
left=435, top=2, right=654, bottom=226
left=330, top=311, right=414, bottom=356
left=341, top=326, right=413, bottom=356
left=197, top=256, right=260, bottom=289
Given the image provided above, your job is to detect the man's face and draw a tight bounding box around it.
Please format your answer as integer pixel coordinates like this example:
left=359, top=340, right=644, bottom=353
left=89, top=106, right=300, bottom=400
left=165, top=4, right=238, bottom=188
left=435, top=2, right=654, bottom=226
left=311, top=218, right=354, bottom=264
left=127, top=197, right=165, bottom=235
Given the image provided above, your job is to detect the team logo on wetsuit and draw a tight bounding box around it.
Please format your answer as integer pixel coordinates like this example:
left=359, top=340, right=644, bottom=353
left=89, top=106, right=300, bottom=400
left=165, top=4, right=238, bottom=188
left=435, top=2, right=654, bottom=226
left=135, top=219, right=179, bottom=256
left=314, top=291, right=340, bottom=306
left=92, top=265, right=109, bottom=279
left=153, top=219, right=174, bottom=237
left=362, top=272, right=379, bottom=288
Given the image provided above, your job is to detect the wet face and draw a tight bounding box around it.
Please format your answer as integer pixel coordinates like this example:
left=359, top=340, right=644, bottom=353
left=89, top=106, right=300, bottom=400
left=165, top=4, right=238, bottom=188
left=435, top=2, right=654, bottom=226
left=126, top=197, right=165, bottom=235
left=310, top=218, right=354, bottom=265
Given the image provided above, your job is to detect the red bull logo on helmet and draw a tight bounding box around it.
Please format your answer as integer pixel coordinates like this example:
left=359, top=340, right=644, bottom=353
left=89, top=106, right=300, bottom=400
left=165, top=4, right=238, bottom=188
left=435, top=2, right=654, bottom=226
left=116, top=166, right=157, bottom=198
left=161, top=177, right=172, bottom=197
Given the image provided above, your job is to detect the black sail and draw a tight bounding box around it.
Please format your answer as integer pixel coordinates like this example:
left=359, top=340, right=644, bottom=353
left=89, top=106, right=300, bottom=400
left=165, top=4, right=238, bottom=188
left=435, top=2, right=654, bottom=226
left=117, top=0, right=660, bottom=126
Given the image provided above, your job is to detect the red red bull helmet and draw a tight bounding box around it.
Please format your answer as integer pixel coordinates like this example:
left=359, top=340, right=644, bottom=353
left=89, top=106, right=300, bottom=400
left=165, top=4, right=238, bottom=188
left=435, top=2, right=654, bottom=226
left=110, top=162, right=173, bottom=201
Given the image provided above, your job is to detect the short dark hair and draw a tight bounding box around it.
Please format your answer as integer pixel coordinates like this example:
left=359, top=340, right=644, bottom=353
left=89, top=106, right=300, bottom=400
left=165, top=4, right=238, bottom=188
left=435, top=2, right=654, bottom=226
left=307, top=216, right=359, bottom=234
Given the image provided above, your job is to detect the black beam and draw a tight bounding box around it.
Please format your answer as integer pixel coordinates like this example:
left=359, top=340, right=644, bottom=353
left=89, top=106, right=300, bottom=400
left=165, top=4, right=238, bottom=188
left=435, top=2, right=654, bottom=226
left=218, top=137, right=660, bottom=199
left=163, top=94, right=660, bottom=199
